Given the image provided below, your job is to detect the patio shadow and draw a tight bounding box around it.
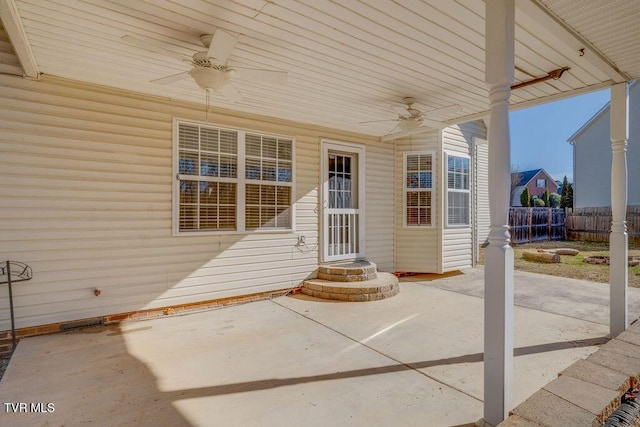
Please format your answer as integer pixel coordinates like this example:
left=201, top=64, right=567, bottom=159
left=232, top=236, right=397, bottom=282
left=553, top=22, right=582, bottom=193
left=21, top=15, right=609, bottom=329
left=159, top=336, right=609, bottom=400
left=0, top=326, right=191, bottom=426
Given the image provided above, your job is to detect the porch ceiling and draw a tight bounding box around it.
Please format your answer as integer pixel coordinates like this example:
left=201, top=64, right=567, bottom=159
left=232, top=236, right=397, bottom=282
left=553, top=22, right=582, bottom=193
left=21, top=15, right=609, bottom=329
left=0, top=20, right=22, bottom=75
left=1, top=0, right=638, bottom=137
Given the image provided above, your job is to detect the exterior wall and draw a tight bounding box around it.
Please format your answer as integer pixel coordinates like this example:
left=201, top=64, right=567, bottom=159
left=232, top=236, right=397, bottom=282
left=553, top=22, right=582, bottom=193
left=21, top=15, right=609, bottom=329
left=392, top=120, right=488, bottom=273
left=572, top=83, right=640, bottom=208
left=441, top=121, right=487, bottom=272
left=511, top=186, right=525, bottom=207
left=365, top=142, right=395, bottom=271
left=0, top=74, right=393, bottom=330
left=511, top=171, right=559, bottom=207
left=474, top=139, right=490, bottom=251
left=394, top=131, right=441, bottom=273
left=524, top=171, right=558, bottom=200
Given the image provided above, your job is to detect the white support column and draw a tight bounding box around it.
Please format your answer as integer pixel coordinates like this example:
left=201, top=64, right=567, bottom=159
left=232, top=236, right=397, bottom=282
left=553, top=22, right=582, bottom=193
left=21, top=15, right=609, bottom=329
left=610, top=82, right=629, bottom=337
left=483, top=1, right=515, bottom=425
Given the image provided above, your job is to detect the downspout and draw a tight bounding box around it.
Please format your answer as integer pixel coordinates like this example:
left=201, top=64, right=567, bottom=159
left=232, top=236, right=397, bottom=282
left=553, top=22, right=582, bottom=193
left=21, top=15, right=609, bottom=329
left=471, top=138, right=478, bottom=267
left=438, top=128, right=444, bottom=274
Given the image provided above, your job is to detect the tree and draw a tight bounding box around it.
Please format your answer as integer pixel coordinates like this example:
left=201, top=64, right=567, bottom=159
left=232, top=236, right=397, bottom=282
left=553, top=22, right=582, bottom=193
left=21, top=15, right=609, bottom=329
left=549, top=193, right=561, bottom=208
left=511, top=166, right=523, bottom=206
left=560, top=175, right=569, bottom=207
left=565, top=183, right=574, bottom=208
left=520, top=187, right=530, bottom=207
left=560, top=176, right=573, bottom=208
left=542, top=188, right=550, bottom=207
left=511, top=168, right=523, bottom=194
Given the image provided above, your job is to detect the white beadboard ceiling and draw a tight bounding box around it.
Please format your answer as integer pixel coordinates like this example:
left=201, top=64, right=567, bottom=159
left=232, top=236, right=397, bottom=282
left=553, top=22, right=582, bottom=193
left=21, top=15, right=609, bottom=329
left=1, top=0, right=638, bottom=137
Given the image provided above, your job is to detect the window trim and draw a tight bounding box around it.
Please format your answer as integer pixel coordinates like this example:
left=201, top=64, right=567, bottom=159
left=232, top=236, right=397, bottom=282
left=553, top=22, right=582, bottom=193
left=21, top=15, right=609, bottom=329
left=536, top=178, right=546, bottom=188
left=403, top=151, right=436, bottom=228
left=172, top=118, right=296, bottom=236
left=444, top=151, right=471, bottom=228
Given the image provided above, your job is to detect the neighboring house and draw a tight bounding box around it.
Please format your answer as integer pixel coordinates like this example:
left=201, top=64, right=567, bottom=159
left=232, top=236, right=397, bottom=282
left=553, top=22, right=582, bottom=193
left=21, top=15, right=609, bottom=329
left=554, top=180, right=563, bottom=194
left=568, top=81, right=639, bottom=208
left=510, top=169, right=559, bottom=206
left=0, top=73, right=490, bottom=331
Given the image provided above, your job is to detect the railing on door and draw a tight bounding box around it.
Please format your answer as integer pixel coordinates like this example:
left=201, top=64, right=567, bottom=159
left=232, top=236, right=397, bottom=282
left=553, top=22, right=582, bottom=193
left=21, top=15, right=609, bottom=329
left=327, top=210, right=359, bottom=257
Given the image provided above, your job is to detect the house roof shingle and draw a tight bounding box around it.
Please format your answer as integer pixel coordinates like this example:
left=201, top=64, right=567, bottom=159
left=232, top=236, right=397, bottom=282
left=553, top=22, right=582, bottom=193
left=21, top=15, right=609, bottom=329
left=513, top=169, right=543, bottom=187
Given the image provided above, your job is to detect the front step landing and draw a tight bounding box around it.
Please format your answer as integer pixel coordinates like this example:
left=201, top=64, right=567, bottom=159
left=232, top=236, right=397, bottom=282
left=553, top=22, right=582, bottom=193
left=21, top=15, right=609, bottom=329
left=317, top=260, right=378, bottom=282
left=302, top=260, right=399, bottom=301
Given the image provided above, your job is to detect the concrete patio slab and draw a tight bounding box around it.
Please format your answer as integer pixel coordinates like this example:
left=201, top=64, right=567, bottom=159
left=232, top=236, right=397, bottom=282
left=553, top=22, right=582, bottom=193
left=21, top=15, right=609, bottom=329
left=0, top=267, right=637, bottom=427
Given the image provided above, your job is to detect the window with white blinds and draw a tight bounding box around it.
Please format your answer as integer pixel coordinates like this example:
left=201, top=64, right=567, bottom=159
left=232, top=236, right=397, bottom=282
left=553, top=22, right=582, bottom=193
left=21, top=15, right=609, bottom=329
left=404, top=152, right=434, bottom=227
left=245, top=133, right=293, bottom=230
left=446, top=153, right=470, bottom=227
left=174, top=120, right=294, bottom=234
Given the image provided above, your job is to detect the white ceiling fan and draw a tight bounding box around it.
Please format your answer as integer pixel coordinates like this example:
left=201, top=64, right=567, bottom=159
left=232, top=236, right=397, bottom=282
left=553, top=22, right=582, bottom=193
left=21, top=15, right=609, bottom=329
left=361, top=97, right=461, bottom=142
left=122, top=28, right=287, bottom=102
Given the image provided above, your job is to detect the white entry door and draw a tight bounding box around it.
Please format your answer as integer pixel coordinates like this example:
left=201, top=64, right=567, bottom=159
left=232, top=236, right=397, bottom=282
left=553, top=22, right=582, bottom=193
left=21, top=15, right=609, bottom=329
left=322, top=140, right=365, bottom=262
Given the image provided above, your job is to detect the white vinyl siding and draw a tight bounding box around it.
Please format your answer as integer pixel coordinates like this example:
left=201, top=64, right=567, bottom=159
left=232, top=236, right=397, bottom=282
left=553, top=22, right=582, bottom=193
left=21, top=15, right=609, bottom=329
left=571, top=82, right=640, bottom=208
left=404, top=152, right=434, bottom=227
left=441, top=122, right=486, bottom=272
left=474, top=140, right=490, bottom=249
left=0, top=74, right=392, bottom=330
left=394, top=132, right=440, bottom=273
left=363, top=142, right=395, bottom=271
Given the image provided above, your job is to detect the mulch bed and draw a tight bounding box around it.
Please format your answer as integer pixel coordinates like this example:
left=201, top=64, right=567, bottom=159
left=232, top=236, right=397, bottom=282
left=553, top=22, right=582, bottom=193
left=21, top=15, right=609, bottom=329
left=0, top=355, right=11, bottom=382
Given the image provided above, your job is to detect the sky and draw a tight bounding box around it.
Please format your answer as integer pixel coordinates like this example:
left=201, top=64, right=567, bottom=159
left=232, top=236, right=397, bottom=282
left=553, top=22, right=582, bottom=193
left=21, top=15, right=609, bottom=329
left=509, top=88, right=611, bottom=183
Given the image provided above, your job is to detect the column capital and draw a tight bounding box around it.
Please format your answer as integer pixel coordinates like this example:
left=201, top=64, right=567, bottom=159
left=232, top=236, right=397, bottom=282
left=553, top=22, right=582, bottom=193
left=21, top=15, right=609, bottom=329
left=611, top=83, right=629, bottom=143
left=485, top=0, right=515, bottom=86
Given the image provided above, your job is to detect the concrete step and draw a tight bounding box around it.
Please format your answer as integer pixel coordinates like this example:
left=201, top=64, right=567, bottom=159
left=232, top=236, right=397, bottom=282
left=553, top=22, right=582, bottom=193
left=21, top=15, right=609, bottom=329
left=317, top=260, right=377, bottom=282
left=302, top=272, right=399, bottom=302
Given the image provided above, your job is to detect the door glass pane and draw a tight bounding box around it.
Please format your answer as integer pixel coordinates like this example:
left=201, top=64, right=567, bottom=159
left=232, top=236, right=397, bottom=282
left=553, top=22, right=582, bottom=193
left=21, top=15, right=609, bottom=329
left=329, top=154, right=352, bottom=209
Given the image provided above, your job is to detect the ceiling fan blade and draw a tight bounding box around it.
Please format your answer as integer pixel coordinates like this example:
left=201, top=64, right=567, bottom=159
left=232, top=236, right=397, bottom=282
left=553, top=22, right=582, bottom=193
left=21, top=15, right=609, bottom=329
left=234, top=68, right=288, bottom=84
left=208, top=29, right=238, bottom=64
left=424, top=104, right=462, bottom=117
left=220, top=83, right=243, bottom=102
left=359, top=119, right=398, bottom=124
left=150, top=71, right=189, bottom=84
left=420, top=118, right=448, bottom=129
left=391, top=106, right=409, bottom=116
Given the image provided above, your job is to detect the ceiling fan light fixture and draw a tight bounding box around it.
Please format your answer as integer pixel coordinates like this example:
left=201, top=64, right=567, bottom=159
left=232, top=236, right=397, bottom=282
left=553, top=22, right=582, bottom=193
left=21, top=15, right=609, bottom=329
left=189, top=67, right=229, bottom=91
left=399, top=119, right=421, bottom=132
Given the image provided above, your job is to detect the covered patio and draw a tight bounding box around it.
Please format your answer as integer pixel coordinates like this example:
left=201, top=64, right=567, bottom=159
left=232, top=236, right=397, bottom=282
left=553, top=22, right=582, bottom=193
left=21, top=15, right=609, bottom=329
left=1, top=268, right=639, bottom=426
left=1, top=1, right=640, bottom=425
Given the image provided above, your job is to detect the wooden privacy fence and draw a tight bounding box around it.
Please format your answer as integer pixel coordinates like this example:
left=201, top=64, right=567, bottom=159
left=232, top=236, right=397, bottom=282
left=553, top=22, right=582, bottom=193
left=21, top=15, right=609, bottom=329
left=565, top=206, right=640, bottom=244
left=509, top=207, right=565, bottom=244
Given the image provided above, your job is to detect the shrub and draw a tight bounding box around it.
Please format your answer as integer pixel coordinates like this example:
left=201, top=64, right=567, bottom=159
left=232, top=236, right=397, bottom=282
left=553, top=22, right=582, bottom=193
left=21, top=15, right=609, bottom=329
left=520, top=187, right=530, bottom=207
left=542, top=188, right=550, bottom=207
left=549, top=193, right=561, bottom=208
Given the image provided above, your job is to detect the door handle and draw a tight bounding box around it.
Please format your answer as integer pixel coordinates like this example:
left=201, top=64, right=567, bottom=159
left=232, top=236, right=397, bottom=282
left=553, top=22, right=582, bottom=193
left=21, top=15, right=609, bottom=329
left=314, top=200, right=328, bottom=214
